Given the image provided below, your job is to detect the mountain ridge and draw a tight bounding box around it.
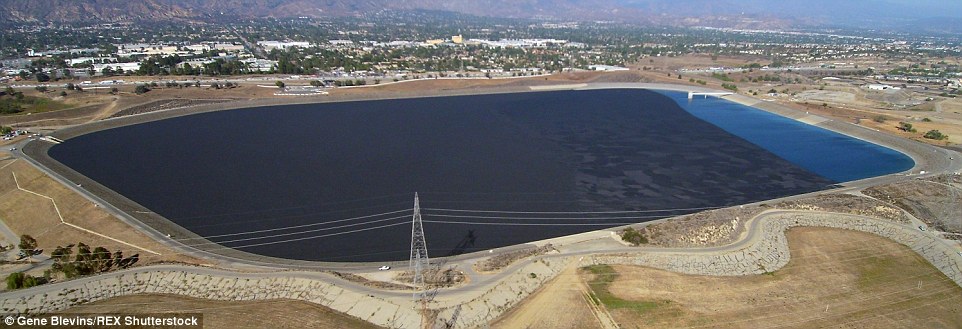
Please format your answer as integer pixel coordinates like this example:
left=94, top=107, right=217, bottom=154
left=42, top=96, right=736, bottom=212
left=0, top=0, right=958, bottom=31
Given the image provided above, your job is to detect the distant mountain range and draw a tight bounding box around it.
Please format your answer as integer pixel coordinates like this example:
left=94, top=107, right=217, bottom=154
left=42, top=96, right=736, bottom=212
left=1, top=0, right=960, bottom=32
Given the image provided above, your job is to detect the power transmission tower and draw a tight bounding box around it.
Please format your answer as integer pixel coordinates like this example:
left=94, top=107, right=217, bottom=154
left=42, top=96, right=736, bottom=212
left=410, top=193, right=430, bottom=301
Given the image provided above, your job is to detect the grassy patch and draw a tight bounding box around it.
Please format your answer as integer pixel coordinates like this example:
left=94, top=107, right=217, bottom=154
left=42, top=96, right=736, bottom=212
left=0, top=95, right=70, bottom=115
left=855, top=255, right=898, bottom=289
left=583, top=265, right=661, bottom=313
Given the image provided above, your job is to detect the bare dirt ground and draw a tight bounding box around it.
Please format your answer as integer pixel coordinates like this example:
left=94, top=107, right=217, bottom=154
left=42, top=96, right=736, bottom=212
left=633, top=206, right=764, bottom=248
left=58, top=294, right=382, bottom=329
left=591, top=227, right=962, bottom=329
left=0, top=158, right=203, bottom=272
left=863, top=176, right=962, bottom=237
left=631, top=193, right=910, bottom=249
left=493, top=263, right=604, bottom=329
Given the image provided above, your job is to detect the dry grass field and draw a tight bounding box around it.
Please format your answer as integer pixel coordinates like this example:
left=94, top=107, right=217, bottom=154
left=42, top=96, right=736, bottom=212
left=59, top=294, right=382, bottom=329
left=498, top=227, right=962, bottom=329
left=0, top=157, right=202, bottom=270
left=493, top=263, right=604, bottom=329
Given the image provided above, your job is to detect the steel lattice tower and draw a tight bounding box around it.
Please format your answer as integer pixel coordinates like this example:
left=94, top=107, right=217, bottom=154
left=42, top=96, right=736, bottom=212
left=410, top=192, right=429, bottom=301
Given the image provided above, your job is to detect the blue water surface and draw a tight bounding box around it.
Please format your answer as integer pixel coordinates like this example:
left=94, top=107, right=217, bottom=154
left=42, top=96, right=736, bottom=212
left=655, top=90, right=915, bottom=183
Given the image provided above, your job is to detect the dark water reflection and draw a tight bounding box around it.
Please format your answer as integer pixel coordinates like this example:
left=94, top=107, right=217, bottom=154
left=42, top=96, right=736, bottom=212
left=50, top=89, right=869, bottom=261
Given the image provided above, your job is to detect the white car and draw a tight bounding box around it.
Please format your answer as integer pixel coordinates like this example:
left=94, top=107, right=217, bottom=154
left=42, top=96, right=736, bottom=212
left=378, top=266, right=391, bottom=271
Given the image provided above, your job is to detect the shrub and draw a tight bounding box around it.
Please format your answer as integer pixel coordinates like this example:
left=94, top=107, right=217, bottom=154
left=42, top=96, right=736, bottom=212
left=620, top=227, right=649, bottom=246
left=923, top=130, right=948, bottom=140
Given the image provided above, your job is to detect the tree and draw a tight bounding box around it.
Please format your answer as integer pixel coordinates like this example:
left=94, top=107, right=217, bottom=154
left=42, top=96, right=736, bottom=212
left=6, top=272, right=24, bottom=290
left=92, top=247, right=113, bottom=272
left=35, top=85, right=48, bottom=93
left=66, top=83, right=75, bottom=90
left=7, top=272, right=47, bottom=289
left=275, top=81, right=285, bottom=88
left=899, top=122, right=916, bottom=133
left=35, top=72, right=50, bottom=83
left=18, top=235, right=37, bottom=251
left=74, top=242, right=94, bottom=276
left=51, top=244, right=76, bottom=278
left=309, top=80, right=322, bottom=87
left=110, top=87, right=118, bottom=94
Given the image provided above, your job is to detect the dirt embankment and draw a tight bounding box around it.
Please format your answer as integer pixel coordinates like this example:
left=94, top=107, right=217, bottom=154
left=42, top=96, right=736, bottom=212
left=108, top=99, right=233, bottom=118
left=474, top=244, right=557, bottom=273
left=326, top=271, right=411, bottom=290
left=633, top=207, right=764, bottom=248
left=774, top=194, right=911, bottom=224
left=863, top=176, right=962, bottom=237
left=627, top=193, right=911, bottom=249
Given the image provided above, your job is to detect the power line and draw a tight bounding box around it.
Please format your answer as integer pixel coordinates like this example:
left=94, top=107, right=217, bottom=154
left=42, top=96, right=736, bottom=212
left=168, top=192, right=413, bottom=221
left=213, top=221, right=411, bottom=251
left=198, top=215, right=410, bottom=245
left=182, top=200, right=412, bottom=229
left=423, top=220, right=654, bottom=226
left=421, top=213, right=671, bottom=220
left=177, top=208, right=412, bottom=240
left=423, top=205, right=720, bottom=214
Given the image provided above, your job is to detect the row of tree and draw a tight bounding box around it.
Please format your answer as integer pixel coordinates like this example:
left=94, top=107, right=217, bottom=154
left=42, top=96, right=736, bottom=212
left=51, top=243, right=139, bottom=279
left=5, top=235, right=144, bottom=291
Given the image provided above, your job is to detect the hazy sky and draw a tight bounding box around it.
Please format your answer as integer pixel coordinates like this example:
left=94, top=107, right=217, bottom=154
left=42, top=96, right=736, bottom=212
left=619, top=0, right=962, bottom=19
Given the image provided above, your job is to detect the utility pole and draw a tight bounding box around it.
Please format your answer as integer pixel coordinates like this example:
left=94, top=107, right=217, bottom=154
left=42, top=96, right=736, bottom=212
left=410, top=193, right=431, bottom=327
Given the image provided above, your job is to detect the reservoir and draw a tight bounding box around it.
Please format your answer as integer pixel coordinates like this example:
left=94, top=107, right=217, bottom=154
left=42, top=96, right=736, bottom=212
left=47, top=89, right=913, bottom=262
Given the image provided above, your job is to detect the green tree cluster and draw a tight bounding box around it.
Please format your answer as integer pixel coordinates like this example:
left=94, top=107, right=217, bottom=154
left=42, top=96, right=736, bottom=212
left=50, top=243, right=139, bottom=279
left=18, top=235, right=37, bottom=251
left=6, top=272, right=46, bottom=290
